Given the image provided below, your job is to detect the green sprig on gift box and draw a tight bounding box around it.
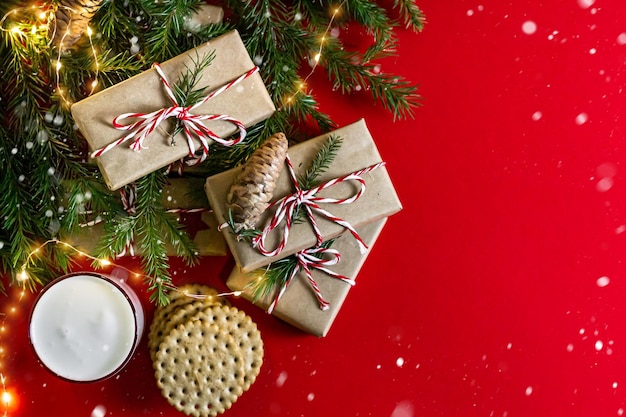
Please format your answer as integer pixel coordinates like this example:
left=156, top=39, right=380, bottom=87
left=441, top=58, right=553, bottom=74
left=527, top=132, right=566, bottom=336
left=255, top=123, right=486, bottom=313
left=0, top=0, right=424, bottom=303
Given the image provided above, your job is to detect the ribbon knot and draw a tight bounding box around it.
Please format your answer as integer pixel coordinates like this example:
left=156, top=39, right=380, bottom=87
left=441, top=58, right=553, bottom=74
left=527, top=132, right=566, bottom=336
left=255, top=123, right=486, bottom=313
left=251, top=154, right=385, bottom=258
left=91, top=63, right=260, bottom=165
left=268, top=245, right=355, bottom=313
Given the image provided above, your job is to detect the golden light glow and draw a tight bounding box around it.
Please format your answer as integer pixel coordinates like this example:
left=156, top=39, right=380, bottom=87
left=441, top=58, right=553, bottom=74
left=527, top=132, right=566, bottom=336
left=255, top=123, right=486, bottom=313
left=98, top=259, right=112, bottom=266
left=1, top=391, right=11, bottom=407
left=282, top=1, right=346, bottom=108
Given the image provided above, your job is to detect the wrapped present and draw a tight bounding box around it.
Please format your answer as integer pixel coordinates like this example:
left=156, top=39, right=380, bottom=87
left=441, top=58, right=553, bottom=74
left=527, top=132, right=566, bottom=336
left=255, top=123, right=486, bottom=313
left=227, top=219, right=387, bottom=337
left=71, top=30, right=275, bottom=190
left=61, top=178, right=227, bottom=257
left=205, top=119, right=402, bottom=272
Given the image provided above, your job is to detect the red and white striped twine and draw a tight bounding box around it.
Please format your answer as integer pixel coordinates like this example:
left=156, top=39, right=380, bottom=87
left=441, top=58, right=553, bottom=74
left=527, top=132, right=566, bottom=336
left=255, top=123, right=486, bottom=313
left=268, top=246, right=355, bottom=313
left=251, top=154, right=385, bottom=257
left=91, top=64, right=259, bottom=164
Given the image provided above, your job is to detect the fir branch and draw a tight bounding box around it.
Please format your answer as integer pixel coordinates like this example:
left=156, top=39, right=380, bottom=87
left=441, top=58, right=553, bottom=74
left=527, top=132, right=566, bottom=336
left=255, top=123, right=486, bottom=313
left=172, top=51, right=216, bottom=106
left=393, top=0, right=426, bottom=32
left=343, top=0, right=397, bottom=62
left=322, top=38, right=421, bottom=120
left=298, top=134, right=343, bottom=190
left=247, top=239, right=335, bottom=302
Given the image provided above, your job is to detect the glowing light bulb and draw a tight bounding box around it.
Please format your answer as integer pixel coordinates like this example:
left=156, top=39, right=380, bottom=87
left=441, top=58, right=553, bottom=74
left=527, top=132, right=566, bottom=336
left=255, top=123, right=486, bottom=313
left=87, top=26, right=93, bottom=37
left=314, top=53, right=321, bottom=62
left=99, top=259, right=111, bottom=266
left=17, top=271, right=28, bottom=281
left=38, top=11, right=47, bottom=20
left=91, top=80, right=98, bottom=88
left=55, top=60, right=62, bottom=70
left=11, top=26, right=19, bottom=33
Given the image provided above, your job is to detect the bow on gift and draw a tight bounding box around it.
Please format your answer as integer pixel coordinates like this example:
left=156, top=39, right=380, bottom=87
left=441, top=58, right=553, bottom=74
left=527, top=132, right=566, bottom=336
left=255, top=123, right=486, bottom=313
left=91, top=63, right=260, bottom=164
left=251, top=154, right=385, bottom=257
left=268, top=245, right=355, bottom=313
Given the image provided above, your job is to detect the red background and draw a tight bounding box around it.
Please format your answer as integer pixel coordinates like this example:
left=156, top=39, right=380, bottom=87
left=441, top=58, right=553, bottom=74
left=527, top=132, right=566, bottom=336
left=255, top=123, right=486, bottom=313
left=4, top=0, right=626, bottom=416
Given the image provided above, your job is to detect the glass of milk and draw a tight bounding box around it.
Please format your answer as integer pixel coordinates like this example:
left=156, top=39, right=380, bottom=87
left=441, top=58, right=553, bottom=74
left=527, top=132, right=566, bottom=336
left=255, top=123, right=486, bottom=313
left=28, top=272, right=145, bottom=382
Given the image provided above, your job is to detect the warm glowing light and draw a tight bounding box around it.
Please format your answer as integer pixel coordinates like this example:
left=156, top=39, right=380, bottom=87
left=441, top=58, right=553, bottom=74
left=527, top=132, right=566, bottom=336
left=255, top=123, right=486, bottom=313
left=55, top=60, right=62, bottom=70
left=91, top=80, right=98, bottom=88
left=10, top=26, right=19, bottom=34
left=281, top=1, right=345, bottom=109
left=87, top=26, right=93, bottom=37
left=38, top=11, right=47, bottom=20
left=1, top=391, right=11, bottom=407
left=17, top=271, right=28, bottom=281
left=99, top=259, right=112, bottom=266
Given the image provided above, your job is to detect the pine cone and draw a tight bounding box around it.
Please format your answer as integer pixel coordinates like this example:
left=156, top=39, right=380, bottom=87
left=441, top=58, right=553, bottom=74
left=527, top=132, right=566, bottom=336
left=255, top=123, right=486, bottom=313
left=52, top=0, right=104, bottom=53
left=227, top=133, right=289, bottom=233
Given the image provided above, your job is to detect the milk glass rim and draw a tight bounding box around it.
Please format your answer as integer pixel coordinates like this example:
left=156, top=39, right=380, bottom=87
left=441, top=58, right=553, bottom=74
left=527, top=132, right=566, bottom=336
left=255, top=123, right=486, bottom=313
left=28, top=271, right=144, bottom=383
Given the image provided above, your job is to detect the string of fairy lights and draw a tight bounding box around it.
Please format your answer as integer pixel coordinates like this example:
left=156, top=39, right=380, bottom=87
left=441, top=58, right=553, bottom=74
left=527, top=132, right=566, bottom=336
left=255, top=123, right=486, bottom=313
left=0, top=4, right=100, bottom=108
left=0, top=2, right=346, bottom=415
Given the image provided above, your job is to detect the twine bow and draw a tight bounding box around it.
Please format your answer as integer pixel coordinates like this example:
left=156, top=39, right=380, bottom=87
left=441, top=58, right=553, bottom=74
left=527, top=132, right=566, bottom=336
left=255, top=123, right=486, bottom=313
left=251, top=155, right=385, bottom=257
left=91, top=63, right=260, bottom=164
left=268, top=245, right=355, bottom=313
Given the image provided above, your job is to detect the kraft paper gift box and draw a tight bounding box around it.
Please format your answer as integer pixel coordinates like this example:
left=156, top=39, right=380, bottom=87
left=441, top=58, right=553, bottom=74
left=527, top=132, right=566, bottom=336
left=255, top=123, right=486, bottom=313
left=205, top=119, right=402, bottom=273
left=61, top=178, right=227, bottom=256
left=226, top=219, right=387, bottom=337
left=71, top=30, right=275, bottom=191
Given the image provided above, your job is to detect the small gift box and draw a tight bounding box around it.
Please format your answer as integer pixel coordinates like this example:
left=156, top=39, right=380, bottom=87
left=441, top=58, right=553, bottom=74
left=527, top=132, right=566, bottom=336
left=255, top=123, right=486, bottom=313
left=226, top=219, right=387, bottom=336
left=71, top=30, right=275, bottom=191
left=205, top=119, right=402, bottom=272
left=61, top=178, right=227, bottom=257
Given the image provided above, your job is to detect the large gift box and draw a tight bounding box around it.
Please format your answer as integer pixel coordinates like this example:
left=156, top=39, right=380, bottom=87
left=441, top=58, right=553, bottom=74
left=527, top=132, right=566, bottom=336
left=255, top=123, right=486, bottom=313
left=226, top=219, right=387, bottom=337
left=61, top=178, right=227, bottom=257
left=205, top=119, right=402, bottom=272
left=71, top=30, right=275, bottom=190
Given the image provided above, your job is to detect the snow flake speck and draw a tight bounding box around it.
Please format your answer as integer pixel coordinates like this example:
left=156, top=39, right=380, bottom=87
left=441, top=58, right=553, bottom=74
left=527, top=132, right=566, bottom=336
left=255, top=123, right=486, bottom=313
left=617, top=33, right=626, bottom=45
left=307, top=393, right=315, bottom=401
left=11, top=148, right=17, bottom=155
left=597, top=276, right=610, bottom=287
left=506, top=342, right=513, bottom=350
left=45, top=210, right=53, bottom=218
left=531, top=111, right=542, bottom=121
left=0, top=242, right=4, bottom=250
left=91, top=405, right=106, bottom=417
left=466, top=9, right=474, bottom=16
left=613, top=382, right=618, bottom=389
left=18, top=175, right=24, bottom=182
left=525, top=386, right=533, bottom=396
left=578, top=0, right=596, bottom=9
left=47, top=167, right=55, bottom=176
left=254, top=55, right=264, bottom=66
left=619, top=408, right=624, bottom=416
left=597, top=177, right=614, bottom=192
left=294, top=12, right=302, bottom=21
left=575, top=112, right=589, bottom=125
left=595, top=340, right=604, bottom=351
left=589, top=48, right=597, bottom=55
left=522, top=21, right=537, bottom=35
left=53, top=114, right=63, bottom=126
left=396, top=357, right=405, bottom=367
left=566, top=343, right=574, bottom=352
left=391, top=400, right=415, bottom=417
left=275, top=371, right=288, bottom=387
left=25, top=141, right=33, bottom=150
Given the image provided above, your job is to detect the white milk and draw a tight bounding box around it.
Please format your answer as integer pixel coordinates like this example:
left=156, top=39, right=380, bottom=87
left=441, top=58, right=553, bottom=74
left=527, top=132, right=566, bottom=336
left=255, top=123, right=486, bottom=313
left=29, top=273, right=144, bottom=382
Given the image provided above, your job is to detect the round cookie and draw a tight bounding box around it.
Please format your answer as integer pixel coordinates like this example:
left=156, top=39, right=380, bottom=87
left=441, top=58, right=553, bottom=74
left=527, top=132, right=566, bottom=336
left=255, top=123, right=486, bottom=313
left=191, top=305, right=264, bottom=391
left=154, top=320, right=245, bottom=417
left=149, top=286, right=229, bottom=362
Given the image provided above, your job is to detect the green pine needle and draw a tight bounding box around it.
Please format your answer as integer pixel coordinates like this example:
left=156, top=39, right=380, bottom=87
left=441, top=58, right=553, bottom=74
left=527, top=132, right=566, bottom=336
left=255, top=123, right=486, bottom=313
left=247, top=239, right=335, bottom=303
